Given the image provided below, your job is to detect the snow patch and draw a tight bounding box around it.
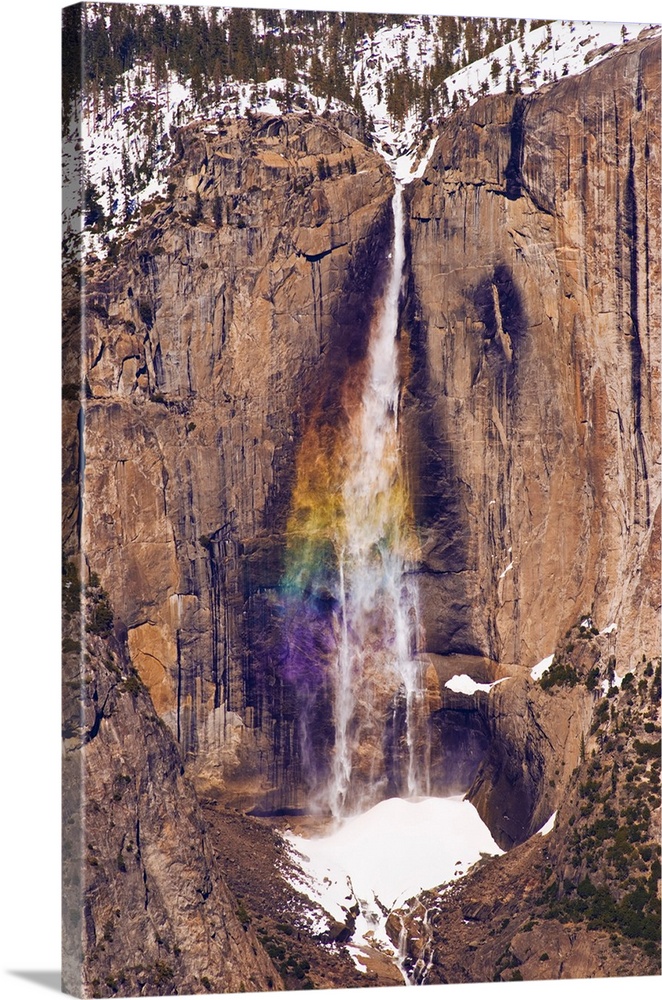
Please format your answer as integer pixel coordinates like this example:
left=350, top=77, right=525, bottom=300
left=602, top=671, right=625, bottom=695
left=393, top=135, right=439, bottom=185
left=445, top=674, right=508, bottom=696
left=499, top=561, right=514, bottom=580
left=538, top=811, right=558, bottom=836
left=283, top=796, right=503, bottom=966
left=601, top=622, right=618, bottom=635
left=531, top=654, right=555, bottom=680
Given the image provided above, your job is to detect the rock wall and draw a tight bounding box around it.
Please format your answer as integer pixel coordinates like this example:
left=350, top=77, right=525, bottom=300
left=405, top=34, right=660, bottom=674
left=62, top=578, right=281, bottom=997
left=388, top=648, right=661, bottom=982
left=64, top=37, right=661, bottom=825
left=64, top=113, right=394, bottom=804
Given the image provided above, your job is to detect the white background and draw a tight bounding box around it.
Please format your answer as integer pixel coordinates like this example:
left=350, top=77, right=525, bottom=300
left=0, top=1, right=658, bottom=998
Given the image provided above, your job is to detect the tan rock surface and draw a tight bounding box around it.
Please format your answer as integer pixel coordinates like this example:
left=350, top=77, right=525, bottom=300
left=405, top=35, right=660, bottom=674
left=62, top=578, right=282, bottom=997
left=389, top=645, right=660, bottom=982
left=63, top=112, right=395, bottom=801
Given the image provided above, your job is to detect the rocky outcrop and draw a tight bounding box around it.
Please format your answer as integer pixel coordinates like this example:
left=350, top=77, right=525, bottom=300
left=63, top=113, right=394, bottom=804
left=405, top=34, right=660, bottom=675
left=62, top=569, right=282, bottom=997
left=426, top=623, right=610, bottom=849
left=463, top=623, right=597, bottom=849
left=388, top=651, right=661, bottom=982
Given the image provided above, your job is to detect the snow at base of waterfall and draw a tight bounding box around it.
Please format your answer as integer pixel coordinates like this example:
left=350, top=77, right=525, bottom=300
left=283, top=795, right=502, bottom=969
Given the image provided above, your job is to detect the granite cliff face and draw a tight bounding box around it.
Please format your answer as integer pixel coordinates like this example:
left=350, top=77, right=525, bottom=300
left=405, top=35, right=660, bottom=673
left=387, top=648, right=661, bottom=984
left=65, top=113, right=394, bottom=806
left=62, top=571, right=281, bottom=996
left=64, top=38, right=660, bottom=815
left=401, top=34, right=660, bottom=846
left=63, top=34, right=660, bottom=989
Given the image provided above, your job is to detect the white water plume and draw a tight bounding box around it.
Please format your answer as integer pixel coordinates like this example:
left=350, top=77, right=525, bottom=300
left=327, top=185, right=428, bottom=819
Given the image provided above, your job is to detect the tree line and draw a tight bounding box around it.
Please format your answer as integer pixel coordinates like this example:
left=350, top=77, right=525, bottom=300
left=63, top=4, right=549, bottom=131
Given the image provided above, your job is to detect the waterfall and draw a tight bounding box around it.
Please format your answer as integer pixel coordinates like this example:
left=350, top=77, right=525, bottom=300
left=282, top=184, right=429, bottom=817
left=328, top=185, right=426, bottom=817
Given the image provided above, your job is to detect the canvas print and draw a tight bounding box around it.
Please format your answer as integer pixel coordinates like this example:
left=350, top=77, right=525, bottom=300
left=62, top=4, right=661, bottom=996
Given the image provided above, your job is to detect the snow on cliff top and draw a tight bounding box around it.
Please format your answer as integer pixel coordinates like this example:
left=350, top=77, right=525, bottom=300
left=364, top=19, right=660, bottom=179
left=65, top=16, right=661, bottom=257
left=444, top=19, right=659, bottom=106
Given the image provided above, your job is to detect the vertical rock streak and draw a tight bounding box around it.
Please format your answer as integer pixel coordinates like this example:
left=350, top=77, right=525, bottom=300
left=282, top=188, right=429, bottom=816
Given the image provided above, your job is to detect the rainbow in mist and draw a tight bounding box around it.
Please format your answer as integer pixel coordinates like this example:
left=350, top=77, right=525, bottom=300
left=278, top=188, right=430, bottom=817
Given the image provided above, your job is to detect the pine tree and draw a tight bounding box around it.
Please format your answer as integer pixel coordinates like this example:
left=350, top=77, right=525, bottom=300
left=62, top=4, right=82, bottom=132
left=228, top=8, right=256, bottom=81
left=84, top=183, right=104, bottom=229
left=309, top=53, right=325, bottom=94
left=282, top=47, right=297, bottom=109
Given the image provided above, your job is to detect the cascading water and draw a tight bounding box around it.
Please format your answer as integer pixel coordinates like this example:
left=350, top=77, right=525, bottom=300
left=328, top=185, right=426, bottom=816
left=281, top=184, right=430, bottom=817
left=279, top=148, right=502, bottom=986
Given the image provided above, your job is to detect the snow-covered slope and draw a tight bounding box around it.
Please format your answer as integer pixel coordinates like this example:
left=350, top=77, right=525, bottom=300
left=358, top=18, right=660, bottom=179
left=443, top=19, right=658, bottom=104
left=62, top=69, right=337, bottom=260
left=283, top=796, right=503, bottom=975
left=63, top=13, right=660, bottom=259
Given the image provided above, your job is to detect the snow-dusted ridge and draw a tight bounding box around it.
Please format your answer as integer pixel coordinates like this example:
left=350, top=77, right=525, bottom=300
left=64, top=13, right=660, bottom=260
left=443, top=18, right=659, bottom=105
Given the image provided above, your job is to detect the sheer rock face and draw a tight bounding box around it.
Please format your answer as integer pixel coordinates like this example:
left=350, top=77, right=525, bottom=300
left=387, top=651, right=661, bottom=984
left=405, top=35, right=660, bottom=676
left=64, top=37, right=660, bottom=833
left=66, top=114, right=394, bottom=802
left=62, top=601, right=281, bottom=997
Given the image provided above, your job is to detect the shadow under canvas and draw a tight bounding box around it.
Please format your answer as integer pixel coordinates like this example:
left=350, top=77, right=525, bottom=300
left=9, top=971, right=61, bottom=993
